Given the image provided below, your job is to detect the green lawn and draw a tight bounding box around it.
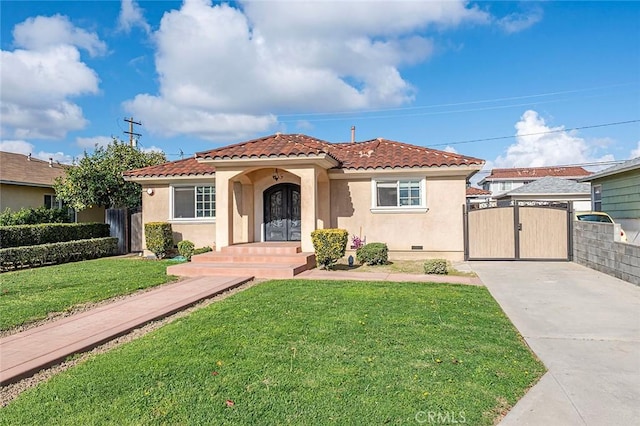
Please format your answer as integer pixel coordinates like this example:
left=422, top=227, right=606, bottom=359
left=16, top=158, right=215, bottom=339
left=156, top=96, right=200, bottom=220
left=0, top=258, right=177, bottom=331
left=1, top=279, right=544, bottom=425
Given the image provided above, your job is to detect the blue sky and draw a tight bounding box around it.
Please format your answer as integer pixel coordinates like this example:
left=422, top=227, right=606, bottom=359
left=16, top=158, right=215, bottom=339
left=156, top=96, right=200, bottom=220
left=1, top=0, right=639, bottom=181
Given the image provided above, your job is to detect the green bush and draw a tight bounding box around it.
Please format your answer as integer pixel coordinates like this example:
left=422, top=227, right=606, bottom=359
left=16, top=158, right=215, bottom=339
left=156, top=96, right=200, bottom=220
left=0, top=237, right=117, bottom=272
left=0, top=223, right=109, bottom=248
left=177, top=240, right=195, bottom=261
left=423, top=259, right=448, bottom=275
left=311, top=229, right=348, bottom=269
left=144, top=222, right=174, bottom=259
left=356, top=242, right=389, bottom=265
left=0, top=207, right=72, bottom=226
left=193, top=246, right=213, bottom=256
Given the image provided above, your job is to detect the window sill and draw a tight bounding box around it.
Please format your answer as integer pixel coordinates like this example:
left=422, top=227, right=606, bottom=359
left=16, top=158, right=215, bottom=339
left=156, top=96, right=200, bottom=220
left=370, top=207, right=429, bottom=214
left=169, top=218, right=216, bottom=224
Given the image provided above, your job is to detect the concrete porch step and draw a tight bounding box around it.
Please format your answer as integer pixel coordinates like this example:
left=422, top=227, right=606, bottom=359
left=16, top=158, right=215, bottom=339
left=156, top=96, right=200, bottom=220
left=221, top=242, right=302, bottom=255
left=192, top=251, right=314, bottom=265
left=167, top=262, right=310, bottom=279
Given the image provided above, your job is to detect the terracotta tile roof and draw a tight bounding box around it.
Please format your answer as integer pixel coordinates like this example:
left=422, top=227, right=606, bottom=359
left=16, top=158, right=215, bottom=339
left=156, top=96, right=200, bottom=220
left=484, top=166, right=591, bottom=180
left=0, top=151, right=67, bottom=187
left=330, top=138, right=483, bottom=169
left=197, top=133, right=336, bottom=161
left=466, top=187, right=491, bottom=196
left=123, top=157, right=215, bottom=178
left=124, top=134, right=484, bottom=178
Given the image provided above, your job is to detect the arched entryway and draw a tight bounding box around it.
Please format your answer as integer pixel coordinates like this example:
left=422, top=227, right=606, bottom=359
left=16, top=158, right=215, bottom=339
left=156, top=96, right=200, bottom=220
left=264, top=183, right=301, bottom=241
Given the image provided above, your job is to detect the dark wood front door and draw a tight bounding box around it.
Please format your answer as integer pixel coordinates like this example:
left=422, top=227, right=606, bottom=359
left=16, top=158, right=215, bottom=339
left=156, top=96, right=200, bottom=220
left=264, top=183, right=301, bottom=241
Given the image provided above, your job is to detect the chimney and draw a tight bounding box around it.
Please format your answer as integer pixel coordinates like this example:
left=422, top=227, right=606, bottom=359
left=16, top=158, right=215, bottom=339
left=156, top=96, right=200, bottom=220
left=351, top=126, right=355, bottom=143
left=49, top=158, right=53, bottom=167
left=27, top=153, right=32, bottom=161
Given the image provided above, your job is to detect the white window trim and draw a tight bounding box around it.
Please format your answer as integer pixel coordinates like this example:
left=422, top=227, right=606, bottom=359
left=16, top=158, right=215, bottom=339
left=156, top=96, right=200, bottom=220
left=592, top=184, right=602, bottom=212
left=370, top=177, right=428, bottom=213
left=169, top=183, right=217, bottom=223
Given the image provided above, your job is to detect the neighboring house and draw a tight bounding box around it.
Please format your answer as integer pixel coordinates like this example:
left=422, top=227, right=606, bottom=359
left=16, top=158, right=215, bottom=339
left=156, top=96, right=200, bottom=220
left=479, top=166, right=591, bottom=197
left=466, top=186, right=491, bottom=205
left=580, top=157, right=640, bottom=244
left=0, top=151, right=104, bottom=222
left=124, top=133, right=485, bottom=260
left=494, top=176, right=592, bottom=211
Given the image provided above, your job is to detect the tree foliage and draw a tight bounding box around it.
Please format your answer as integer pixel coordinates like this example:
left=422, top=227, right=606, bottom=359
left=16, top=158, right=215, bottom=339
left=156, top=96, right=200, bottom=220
left=53, top=139, right=166, bottom=210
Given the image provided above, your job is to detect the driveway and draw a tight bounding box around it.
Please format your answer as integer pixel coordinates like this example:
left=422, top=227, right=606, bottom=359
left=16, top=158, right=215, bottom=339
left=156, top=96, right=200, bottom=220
left=471, top=261, right=640, bottom=425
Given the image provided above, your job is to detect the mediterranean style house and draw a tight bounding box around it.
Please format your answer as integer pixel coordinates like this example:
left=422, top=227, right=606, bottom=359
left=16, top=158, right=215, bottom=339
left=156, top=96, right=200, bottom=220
left=124, top=134, right=484, bottom=261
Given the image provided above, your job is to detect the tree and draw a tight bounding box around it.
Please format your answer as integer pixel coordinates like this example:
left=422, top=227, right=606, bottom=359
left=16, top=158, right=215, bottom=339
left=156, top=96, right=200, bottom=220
left=54, top=139, right=166, bottom=210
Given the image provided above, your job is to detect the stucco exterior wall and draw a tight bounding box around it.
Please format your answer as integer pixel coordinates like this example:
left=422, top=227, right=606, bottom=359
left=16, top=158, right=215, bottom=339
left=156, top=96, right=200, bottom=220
left=140, top=183, right=216, bottom=250
left=0, top=183, right=53, bottom=211
left=330, top=176, right=467, bottom=260
left=76, top=206, right=106, bottom=223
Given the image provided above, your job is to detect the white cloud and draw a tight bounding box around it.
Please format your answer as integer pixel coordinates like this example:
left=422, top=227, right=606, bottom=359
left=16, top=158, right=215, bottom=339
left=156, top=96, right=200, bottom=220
left=118, top=0, right=151, bottom=34
left=443, top=145, right=458, bottom=154
left=76, top=136, right=113, bottom=149
left=13, top=14, right=106, bottom=57
left=631, top=141, right=640, bottom=159
left=497, top=6, right=543, bottom=34
left=1, top=15, right=103, bottom=139
left=125, top=0, right=488, bottom=140
left=0, top=139, right=74, bottom=164
left=495, top=110, right=614, bottom=168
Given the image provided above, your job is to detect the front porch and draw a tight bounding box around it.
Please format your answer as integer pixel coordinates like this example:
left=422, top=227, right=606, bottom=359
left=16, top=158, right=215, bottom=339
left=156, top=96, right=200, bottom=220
left=167, top=242, right=316, bottom=279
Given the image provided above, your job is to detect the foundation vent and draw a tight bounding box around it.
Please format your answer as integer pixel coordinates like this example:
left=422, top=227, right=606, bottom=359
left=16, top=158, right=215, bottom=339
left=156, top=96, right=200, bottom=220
left=411, top=245, right=423, bottom=250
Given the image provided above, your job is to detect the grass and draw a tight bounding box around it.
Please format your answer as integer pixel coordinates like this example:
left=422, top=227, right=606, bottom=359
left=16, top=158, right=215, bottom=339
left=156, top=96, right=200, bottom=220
left=0, top=279, right=544, bottom=425
left=0, top=257, right=177, bottom=331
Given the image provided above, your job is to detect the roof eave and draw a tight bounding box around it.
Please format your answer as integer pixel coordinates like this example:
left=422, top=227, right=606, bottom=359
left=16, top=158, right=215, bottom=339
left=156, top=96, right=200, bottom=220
left=580, top=164, right=640, bottom=182
left=123, top=173, right=216, bottom=183
left=197, top=153, right=339, bottom=169
left=328, top=163, right=483, bottom=180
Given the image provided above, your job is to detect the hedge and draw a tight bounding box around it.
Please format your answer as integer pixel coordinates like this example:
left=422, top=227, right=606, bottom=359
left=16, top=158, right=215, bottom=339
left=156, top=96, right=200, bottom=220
left=144, top=222, right=174, bottom=259
left=311, top=229, right=348, bottom=269
left=356, top=242, right=389, bottom=265
left=423, top=259, right=448, bottom=275
left=0, top=237, right=118, bottom=272
left=0, top=223, right=110, bottom=248
left=0, top=206, right=72, bottom=226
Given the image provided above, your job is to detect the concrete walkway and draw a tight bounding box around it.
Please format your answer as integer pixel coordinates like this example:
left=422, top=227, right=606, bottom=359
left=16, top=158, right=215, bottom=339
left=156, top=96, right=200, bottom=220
left=0, top=275, right=251, bottom=386
left=297, top=269, right=482, bottom=285
left=471, top=261, right=640, bottom=426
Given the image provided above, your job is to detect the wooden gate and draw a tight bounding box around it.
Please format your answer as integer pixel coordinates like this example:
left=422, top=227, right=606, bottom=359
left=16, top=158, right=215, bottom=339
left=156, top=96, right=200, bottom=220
left=464, top=202, right=572, bottom=261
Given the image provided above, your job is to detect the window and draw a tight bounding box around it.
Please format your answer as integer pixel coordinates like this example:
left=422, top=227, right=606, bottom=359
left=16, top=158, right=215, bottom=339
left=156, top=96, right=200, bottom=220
left=592, top=185, right=602, bottom=211
left=44, top=194, right=63, bottom=209
left=172, top=185, right=215, bottom=219
left=497, top=181, right=513, bottom=191
left=372, top=178, right=426, bottom=211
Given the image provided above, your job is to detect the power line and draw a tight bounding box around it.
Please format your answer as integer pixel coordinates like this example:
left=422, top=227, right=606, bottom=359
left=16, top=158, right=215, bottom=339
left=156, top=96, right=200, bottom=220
left=429, top=119, right=640, bottom=148
left=278, top=82, right=638, bottom=118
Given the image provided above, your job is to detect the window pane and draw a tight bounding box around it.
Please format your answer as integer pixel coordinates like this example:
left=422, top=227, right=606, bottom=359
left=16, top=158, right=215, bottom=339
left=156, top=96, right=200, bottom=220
left=196, top=186, right=215, bottom=217
left=398, top=180, right=421, bottom=207
left=377, top=182, right=397, bottom=207
left=174, top=187, right=195, bottom=218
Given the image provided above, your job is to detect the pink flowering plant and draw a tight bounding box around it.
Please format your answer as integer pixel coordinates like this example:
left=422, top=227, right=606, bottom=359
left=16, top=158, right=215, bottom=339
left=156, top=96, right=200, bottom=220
left=351, top=235, right=365, bottom=249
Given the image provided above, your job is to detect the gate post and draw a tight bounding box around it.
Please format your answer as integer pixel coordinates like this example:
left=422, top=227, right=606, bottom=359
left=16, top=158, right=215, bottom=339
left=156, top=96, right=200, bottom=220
left=463, top=204, right=469, bottom=261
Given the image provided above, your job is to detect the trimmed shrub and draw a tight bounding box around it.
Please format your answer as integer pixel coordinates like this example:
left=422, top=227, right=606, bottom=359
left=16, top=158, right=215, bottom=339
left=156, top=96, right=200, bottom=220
left=0, top=223, right=110, bottom=248
left=311, top=229, right=348, bottom=269
left=193, top=246, right=213, bottom=256
left=423, top=259, right=448, bottom=275
left=0, top=207, right=72, bottom=226
left=144, top=222, right=174, bottom=259
left=356, top=242, right=388, bottom=265
left=177, top=240, right=195, bottom=261
left=0, top=237, right=118, bottom=272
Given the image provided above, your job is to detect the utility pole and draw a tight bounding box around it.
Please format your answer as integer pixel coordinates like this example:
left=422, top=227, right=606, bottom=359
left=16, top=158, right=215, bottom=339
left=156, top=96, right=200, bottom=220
left=123, top=117, right=142, bottom=147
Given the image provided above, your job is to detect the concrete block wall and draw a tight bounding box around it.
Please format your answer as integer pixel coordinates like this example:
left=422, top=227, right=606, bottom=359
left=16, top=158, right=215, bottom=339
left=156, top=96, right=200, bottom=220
left=573, top=221, right=640, bottom=285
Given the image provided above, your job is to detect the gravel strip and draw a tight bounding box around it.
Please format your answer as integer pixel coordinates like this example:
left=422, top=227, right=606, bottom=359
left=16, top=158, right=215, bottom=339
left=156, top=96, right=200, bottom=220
left=0, top=278, right=260, bottom=407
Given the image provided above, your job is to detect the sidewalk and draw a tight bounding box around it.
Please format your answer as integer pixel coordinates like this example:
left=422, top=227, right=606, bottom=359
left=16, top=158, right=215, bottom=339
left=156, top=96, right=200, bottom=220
left=0, top=275, right=251, bottom=386
left=472, top=261, right=640, bottom=426
left=297, top=269, right=482, bottom=285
